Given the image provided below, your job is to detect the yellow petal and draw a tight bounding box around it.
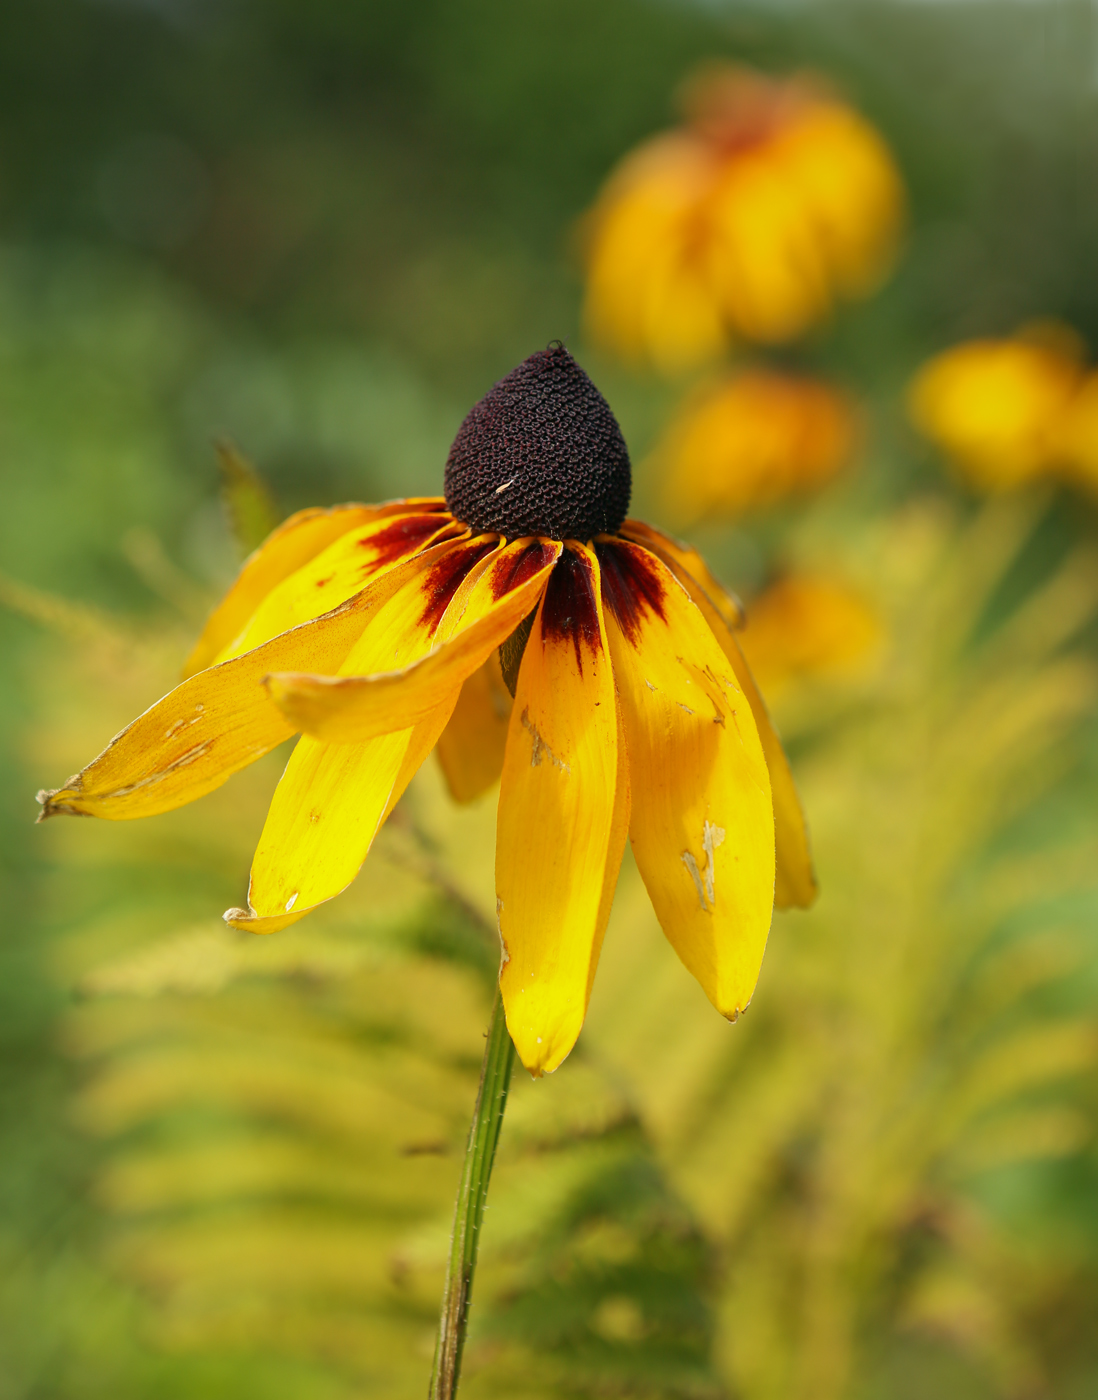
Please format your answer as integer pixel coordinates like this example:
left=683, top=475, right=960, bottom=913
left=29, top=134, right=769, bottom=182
left=597, top=538, right=774, bottom=1017
left=496, top=544, right=621, bottom=1076
left=223, top=704, right=456, bottom=935
left=434, top=653, right=513, bottom=803
left=620, top=518, right=744, bottom=630
left=215, top=509, right=464, bottom=664
left=265, top=539, right=561, bottom=743
left=621, top=526, right=815, bottom=909
left=224, top=537, right=503, bottom=930
left=37, top=538, right=460, bottom=823
left=183, top=499, right=445, bottom=678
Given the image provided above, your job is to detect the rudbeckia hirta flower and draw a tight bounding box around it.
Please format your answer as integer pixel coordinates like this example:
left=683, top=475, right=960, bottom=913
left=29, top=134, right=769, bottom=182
left=739, top=573, right=881, bottom=696
left=582, top=64, right=904, bottom=372
left=38, top=346, right=814, bottom=1075
left=653, top=369, right=857, bottom=523
left=908, top=326, right=1084, bottom=491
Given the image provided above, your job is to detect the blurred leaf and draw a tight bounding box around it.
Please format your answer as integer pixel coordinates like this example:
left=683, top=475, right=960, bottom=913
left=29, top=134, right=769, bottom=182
left=216, top=442, right=280, bottom=559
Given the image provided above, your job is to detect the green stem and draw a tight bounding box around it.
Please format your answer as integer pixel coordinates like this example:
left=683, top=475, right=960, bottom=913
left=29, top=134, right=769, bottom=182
left=429, top=988, right=516, bottom=1399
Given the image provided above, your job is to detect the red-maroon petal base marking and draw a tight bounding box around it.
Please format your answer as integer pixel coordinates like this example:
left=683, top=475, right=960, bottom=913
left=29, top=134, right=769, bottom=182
left=540, top=546, right=602, bottom=673
left=418, top=537, right=500, bottom=628
left=490, top=540, right=559, bottom=600
left=361, top=512, right=461, bottom=572
left=595, top=539, right=668, bottom=646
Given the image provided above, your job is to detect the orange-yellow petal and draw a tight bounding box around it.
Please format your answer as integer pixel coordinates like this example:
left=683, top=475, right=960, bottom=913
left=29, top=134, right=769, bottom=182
left=215, top=510, right=464, bottom=664
left=183, top=499, right=446, bottom=678
left=621, top=528, right=815, bottom=909
left=620, top=518, right=744, bottom=630
left=223, top=704, right=455, bottom=935
left=496, top=545, right=622, bottom=1076
left=223, top=539, right=501, bottom=931
left=36, top=540, right=460, bottom=823
left=597, top=539, right=775, bottom=1015
left=264, top=539, right=561, bottom=744
left=435, top=654, right=513, bottom=803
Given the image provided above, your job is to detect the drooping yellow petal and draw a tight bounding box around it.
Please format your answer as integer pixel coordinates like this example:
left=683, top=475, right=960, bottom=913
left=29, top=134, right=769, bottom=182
left=620, top=518, right=744, bottom=629
left=225, top=537, right=502, bottom=931
left=37, top=540, right=460, bottom=823
left=223, top=708, right=455, bottom=935
left=264, top=539, right=561, bottom=744
left=496, top=544, right=621, bottom=1076
left=597, top=539, right=774, bottom=1016
left=619, top=528, right=815, bottom=909
left=183, top=499, right=445, bottom=678
left=215, top=510, right=464, bottom=664
left=435, top=654, right=513, bottom=803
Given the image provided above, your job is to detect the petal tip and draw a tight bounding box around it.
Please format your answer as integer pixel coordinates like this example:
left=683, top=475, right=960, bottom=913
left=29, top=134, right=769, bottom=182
left=36, top=783, right=86, bottom=820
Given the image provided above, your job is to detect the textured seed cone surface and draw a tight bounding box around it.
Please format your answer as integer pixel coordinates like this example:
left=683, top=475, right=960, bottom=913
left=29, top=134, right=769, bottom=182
left=444, top=345, right=632, bottom=540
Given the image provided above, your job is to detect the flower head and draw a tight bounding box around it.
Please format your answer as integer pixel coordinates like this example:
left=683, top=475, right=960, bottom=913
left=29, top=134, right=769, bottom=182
left=653, top=369, right=857, bottom=523
left=39, top=346, right=814, bottom=1075
left=738, top=573, right=881, bottom=696
left=908, top=326, right=1084, bottom=491
left=909, top=322, right=1098, bottom=498
left=582, top=65, right=905, bottom=372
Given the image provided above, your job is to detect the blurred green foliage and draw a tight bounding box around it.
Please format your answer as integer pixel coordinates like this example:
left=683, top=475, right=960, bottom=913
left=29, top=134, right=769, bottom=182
left=4, top=1, right=1098, bottom=1398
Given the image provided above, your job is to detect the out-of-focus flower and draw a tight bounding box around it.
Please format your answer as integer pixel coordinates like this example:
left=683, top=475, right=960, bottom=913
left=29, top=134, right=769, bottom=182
left=582, top=64, right=905, bottom=372
left=38, top=347, right=815, bottom=1077
left=1050, top=373, right=1098, bottom=494
left=738, top=573, right=881, bottom=695
left=908, top=324, right=1086, bottom=491
left=654, top=369, right=857, bottom=522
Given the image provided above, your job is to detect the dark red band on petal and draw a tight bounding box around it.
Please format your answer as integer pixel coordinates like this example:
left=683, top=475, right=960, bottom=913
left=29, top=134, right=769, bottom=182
left=541, top=547, right=602, bottom=674
left=363, top=512, right=458, bottom=569
left=419, top=537, right=499, bottom=629
left=595, top=539, right=667, bottom=646
left=489, top=540, right=558, bottom=600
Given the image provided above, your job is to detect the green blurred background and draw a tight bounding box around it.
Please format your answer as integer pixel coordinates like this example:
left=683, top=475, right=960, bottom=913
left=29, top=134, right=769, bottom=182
left=4, top=2, right=1098, bottom=1397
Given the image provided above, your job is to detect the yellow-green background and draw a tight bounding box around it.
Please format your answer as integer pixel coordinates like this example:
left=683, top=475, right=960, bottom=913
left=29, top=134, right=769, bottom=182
left=3, top=2, right=1098, bottom=1397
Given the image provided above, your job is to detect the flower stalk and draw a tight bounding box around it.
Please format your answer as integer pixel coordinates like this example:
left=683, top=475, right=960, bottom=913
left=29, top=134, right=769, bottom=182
left=429, top=988, right=516, bottom=1399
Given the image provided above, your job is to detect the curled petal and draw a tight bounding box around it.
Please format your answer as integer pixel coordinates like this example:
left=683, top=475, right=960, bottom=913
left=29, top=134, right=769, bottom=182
left=497, top=545, right=623, bottom=1076
left=215, top=510, right=464, bottom=665
left=597, top=538, right=775, bottom=1018
left=37, top=538, right=461, bottom=823
left=184, top=502, right=420, bottom=679
left=265, top=539, right=561, bottom=744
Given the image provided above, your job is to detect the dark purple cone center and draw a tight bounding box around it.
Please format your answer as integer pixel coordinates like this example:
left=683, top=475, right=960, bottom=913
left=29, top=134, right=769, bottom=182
left=443, top=345, right=632, bottom=541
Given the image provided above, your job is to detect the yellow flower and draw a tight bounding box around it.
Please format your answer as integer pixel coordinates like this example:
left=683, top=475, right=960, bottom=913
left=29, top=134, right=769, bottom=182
left=1047, top=369, right=1098, bottom=494
left=655, top=369, right=857, bottom=522
left=582, top=65, right=904, bottom=372
left=738, top=573, right=881, bottom=696
left=908, top=326, right=1084, bottom=491
left=38, top=348, right=814, bottom=1076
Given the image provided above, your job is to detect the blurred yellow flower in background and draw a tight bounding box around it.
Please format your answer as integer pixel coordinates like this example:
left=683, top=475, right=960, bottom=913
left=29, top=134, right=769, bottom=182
left=908, top=324, right=1085, bottom=491
left=654, top=369, right=857, bottom=522
left=581, top=64, right=905, bottom=372
left=738, top=572, right=881, bottom=696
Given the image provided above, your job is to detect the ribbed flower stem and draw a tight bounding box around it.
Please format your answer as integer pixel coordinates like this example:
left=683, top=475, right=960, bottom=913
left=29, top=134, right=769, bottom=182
left=429, top=988, right=516, bottom=1399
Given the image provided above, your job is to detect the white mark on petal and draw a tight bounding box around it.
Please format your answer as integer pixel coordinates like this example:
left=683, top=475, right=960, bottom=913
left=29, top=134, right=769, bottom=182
left=496, top=897, right=510, bottom=966
left=678, top=702, right=695, bottom=716
left=284, top=892, right=298, bottom=912
left=520, top=706, right=570, bottom=773
left=645, top=679, right=657, bottom=692
left=681, top=820, right=726, bottom=913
